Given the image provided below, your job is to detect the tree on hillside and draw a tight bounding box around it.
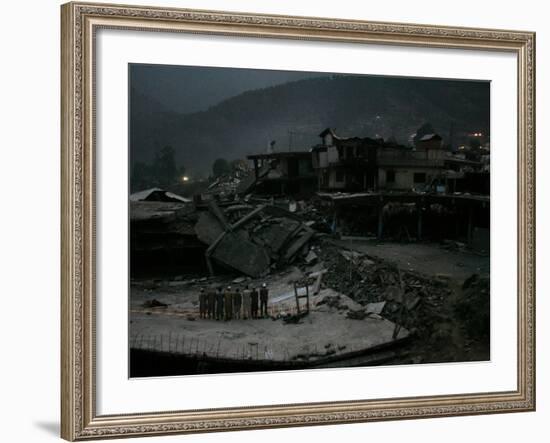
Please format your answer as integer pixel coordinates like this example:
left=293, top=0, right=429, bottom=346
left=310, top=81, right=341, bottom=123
left=212, top=158, right=231, bottom=178
left=153, top=145, right=178, bottom=187
left=130, top=146, right=185, bottom=191
left=131, top=161, right=154, bottom=192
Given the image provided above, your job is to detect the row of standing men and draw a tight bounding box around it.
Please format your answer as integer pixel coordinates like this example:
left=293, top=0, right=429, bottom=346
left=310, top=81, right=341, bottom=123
left=199, top=284, right=269, bottom=320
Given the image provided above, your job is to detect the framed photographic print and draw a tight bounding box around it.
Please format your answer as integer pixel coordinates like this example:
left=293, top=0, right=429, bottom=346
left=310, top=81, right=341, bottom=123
left=61, top=1, right=536, bottom=440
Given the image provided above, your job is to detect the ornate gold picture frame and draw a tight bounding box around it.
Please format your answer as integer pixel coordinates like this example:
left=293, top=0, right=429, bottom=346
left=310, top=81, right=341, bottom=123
left=61, top=2, right=535, bottom=440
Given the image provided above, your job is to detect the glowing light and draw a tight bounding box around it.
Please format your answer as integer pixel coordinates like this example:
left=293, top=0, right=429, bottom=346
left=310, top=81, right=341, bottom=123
left=182, top=176, right=189, bottom=182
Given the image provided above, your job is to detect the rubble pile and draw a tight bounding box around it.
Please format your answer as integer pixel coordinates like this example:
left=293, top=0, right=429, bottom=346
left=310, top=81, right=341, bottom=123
left=237, top=197, right=333, bottom=234
left=315, top=294, right=351, bottom=311
left=305, top=242, right=452, bottom=335
left=290, top=197, right=334, bottom=234
left=194, top=201, right=317, bottom=277
left=131, top=202, right=201, bottom=251
left=334, top=208, right=378, bottom=237
left=204, top=162, right=255, bottom=199
left=455, top=274, right=490, bottom=342
left=440, top=239, right=467, bottom=252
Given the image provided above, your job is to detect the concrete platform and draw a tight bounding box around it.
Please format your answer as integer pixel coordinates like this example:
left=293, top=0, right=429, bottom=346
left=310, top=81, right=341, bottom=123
left=130, top=286, right=409, bottom=366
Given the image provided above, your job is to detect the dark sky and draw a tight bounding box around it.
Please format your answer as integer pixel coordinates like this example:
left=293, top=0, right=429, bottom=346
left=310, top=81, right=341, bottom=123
left=130, top=64, right=321, bottom=115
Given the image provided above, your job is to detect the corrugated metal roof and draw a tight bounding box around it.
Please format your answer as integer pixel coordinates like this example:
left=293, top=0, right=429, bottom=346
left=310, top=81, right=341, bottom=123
left=130, top=188, right=191, bottom=203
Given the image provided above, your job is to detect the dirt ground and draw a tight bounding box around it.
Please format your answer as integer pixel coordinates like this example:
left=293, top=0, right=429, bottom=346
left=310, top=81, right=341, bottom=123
left=330, top=239, right=489, bottom=283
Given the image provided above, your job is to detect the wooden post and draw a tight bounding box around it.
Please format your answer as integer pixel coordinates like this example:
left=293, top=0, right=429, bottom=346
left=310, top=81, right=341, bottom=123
left=253, top=159, right=259, bottom=181
left=294, top=282, right=301, bottom=314
left=333, top=208, right=339, bottom=234
left=377, top=204, right=384, bottom=239
left=467, top=205, right=474, bottom=245
left=417, top=204, right=423, bottom=240
left=205, top=255, right=214, bottom=276
left=455, top=205, right=460, bottom=238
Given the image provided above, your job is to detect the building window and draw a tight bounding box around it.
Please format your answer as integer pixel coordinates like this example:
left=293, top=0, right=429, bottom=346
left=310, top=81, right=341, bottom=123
left=387, top=170, right=396, bottom=183
left=413, top=172, right=427, bottom=183
left=335, top=170, right=345, bottom=183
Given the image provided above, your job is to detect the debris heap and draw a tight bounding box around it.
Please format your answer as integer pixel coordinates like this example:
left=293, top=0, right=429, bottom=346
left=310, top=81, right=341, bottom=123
left=305, top=242, right=452, bottom=336
left=455, top=274, right=490, bottom=342
left=131, top=201, right=200, bottom=250
left=203, top=162, right=255, bottom=199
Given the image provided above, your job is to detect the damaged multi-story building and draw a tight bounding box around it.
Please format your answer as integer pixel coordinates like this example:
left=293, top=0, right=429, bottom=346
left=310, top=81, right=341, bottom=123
left=308, top=128, right=489, bottom=250
left=245, top=127, right=489, bottom=197
left=311, top=128, right=448, bottom=193
left=310, top=128, right=380, bottom=192
left=246, top=151, right=317, bottom=198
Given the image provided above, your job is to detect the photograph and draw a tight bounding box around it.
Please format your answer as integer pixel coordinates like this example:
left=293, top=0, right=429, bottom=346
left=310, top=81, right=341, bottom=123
left=128, top=64, right=491, bottom=377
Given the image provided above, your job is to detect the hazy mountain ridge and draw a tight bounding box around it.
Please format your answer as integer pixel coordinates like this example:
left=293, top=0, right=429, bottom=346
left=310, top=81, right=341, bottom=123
left=130, top=75, right=490, bottom=175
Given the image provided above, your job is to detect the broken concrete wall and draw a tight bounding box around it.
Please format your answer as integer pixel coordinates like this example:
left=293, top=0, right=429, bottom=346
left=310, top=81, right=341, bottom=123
left=253, top=218, right=301, bottom=258
left=194, top=211, right=225, bottom=245
left=209, top=231, right=271, bottom=278
left=195, top=201, right=317, bottom=277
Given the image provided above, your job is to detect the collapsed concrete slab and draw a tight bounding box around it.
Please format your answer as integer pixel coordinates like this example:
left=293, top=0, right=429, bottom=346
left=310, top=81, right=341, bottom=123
left=253, top=218, right=301, bottom=256
left=194, top=211, right=225, bottom=245
left=199, top=202, right=317, bottom=277
left=209, top=231, right=271, bottom=277
left=283, top=229, right=315, bottom=262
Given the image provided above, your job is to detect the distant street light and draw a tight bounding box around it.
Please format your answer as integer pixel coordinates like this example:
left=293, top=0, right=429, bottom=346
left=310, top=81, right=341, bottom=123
left=182, top=176, right=190, bottom=182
